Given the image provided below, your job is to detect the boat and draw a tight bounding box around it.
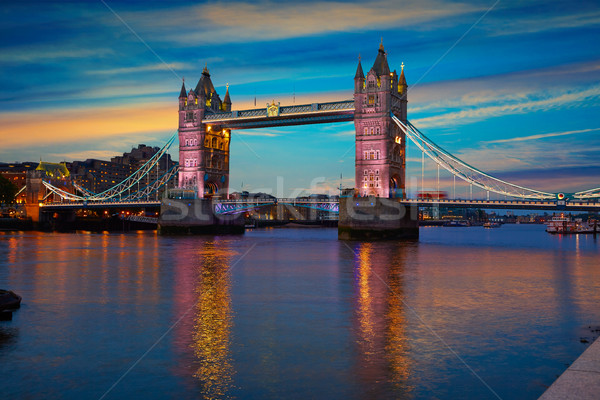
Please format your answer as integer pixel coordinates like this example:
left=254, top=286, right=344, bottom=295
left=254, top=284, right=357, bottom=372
left=483, top=222, right=501, bottom=228
left=0, top=290, right=22, bottom=311
left=546, top=216, right=598, bottom=234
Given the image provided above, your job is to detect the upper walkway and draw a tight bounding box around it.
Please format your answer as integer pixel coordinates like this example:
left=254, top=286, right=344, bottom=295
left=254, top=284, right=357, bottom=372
left=202, top=100, right=355, bottom=129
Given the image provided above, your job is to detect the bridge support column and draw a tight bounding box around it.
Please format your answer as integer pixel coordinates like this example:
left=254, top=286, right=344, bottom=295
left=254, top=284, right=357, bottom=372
left=338, top=189, right=418, bottom=240
left=158, top=198, right=244, bottom=234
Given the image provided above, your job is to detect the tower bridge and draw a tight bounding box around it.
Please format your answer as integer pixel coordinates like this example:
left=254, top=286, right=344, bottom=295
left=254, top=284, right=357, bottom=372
left=177, top=42, right=407, bottom=200
left=36, top=42, right=599, bottom=234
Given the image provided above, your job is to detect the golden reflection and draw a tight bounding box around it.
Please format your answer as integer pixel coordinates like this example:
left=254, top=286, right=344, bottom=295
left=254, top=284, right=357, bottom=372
left=191, top=241, right=237, bottom=399
left=7, top=236, right=18, bottom=266
left=357, top=243, right=375, bottom=354
left=384, top=248, right=410, bottom=387
left=353, top=242, right=412, bottom=394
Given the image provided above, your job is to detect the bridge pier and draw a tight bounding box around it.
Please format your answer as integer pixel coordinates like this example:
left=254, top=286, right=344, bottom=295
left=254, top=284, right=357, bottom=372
left=338, top=190, right=419, bottom=240
left=158, top=198, right=244, bottom=234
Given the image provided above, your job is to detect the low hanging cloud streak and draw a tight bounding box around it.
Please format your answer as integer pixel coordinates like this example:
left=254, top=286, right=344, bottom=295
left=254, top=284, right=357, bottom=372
left=486, top=127, right=600, bottom=144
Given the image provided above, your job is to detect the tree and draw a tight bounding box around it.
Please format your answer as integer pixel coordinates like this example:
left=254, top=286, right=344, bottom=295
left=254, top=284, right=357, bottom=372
left=0, top=175, right=18, bottom=205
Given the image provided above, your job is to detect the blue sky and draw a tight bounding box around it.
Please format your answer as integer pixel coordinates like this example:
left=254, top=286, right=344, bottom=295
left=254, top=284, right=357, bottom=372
left=1, top=0, right=599, bottom=196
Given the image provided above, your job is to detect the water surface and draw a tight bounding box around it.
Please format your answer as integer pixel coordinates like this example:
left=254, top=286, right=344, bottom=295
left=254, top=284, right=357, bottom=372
left=1, top=224, right=599, bottom=399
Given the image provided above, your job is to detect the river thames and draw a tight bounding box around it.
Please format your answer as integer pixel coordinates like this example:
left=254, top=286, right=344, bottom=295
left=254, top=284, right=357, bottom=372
left=1, top=224, right=599, bottom=399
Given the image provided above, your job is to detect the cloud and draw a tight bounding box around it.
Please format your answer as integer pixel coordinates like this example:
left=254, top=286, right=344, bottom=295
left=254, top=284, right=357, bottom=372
left=411, top=84, right=600, bottom=129
left=116, top=0, right=481, bottom=44
left=486, top=127, right=600, bottom=144
left=234, top=131, right=278, bottom=137
left=0, top=47, right=114, bottom=64
left=0, top=102, right=176, bottom=151
left=408, top=60, right=600, bottom=113
left=449, top=139, right=600, bottom=176
left=86, top=62, right=192, bottom=76
left=486, top=10, right=600, bottom=37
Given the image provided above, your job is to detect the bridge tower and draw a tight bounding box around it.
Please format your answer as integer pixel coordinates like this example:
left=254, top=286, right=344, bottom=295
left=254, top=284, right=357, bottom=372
left=178, top=66, right=231, bottom=198
left=354, top=43, right=407, bottom=198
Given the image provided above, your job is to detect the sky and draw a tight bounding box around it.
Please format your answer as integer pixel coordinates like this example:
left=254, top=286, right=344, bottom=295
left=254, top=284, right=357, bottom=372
left=1, top=0, right=599, bottom=197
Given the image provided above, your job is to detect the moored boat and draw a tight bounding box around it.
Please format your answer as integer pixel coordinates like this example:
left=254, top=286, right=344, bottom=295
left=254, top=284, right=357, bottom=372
left=546, top=216, right=597, bottom=234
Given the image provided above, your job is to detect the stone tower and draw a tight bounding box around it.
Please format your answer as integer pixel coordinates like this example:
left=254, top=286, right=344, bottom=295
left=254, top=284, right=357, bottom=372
left=354, top=43, right=407, bottom=198
left=178, top=66, right=231, bottom=198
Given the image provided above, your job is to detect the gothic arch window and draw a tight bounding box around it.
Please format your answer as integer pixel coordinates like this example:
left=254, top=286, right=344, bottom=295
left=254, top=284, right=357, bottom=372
left=364, top=127, right=368, bottom=135
left=193, top=139, right=197, bottom=146
left=185, top=139, right=189, bottom=146
left=376, top=150, right=380, bottom=160
left=205, top=139, right=209, bottom=147
left=370, top=127, right=374, bottom=135
left=376, top=126, right=380, bottom=135
left=211, top=137, right=217, bottom=148
left=185, top=159, right=189, bottom=167
left=219, top=141, right=223, bottom=150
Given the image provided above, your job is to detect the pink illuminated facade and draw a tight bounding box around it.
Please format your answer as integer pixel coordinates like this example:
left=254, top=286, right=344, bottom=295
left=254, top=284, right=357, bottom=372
left=354, top=44, right=407, bottom=198
left=178, top=66, right=231, bottom=198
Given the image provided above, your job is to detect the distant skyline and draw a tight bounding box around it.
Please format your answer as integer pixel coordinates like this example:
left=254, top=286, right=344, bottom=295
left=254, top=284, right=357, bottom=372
left=1, top=0, right=599, bottom=196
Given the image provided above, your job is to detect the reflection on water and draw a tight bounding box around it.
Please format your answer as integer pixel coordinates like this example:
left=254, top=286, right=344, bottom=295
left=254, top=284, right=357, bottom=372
left=190, top=240, right=236, bottom=399
left=353, top=242, right=411, bottom=397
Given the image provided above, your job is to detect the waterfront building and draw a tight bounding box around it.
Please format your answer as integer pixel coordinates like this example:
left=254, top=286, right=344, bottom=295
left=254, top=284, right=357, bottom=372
left=0, top=162, right=38, bottom=203
left=70, top=145, right=175, bottom=194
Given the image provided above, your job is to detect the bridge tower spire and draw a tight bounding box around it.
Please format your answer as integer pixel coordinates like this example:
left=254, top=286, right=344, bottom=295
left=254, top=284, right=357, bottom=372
left=354, top=43, right=407, bottom=198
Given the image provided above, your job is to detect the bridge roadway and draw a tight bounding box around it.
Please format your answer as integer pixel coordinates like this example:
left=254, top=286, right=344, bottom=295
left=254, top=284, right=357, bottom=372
left=40, top=198, right=600, bottom=213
